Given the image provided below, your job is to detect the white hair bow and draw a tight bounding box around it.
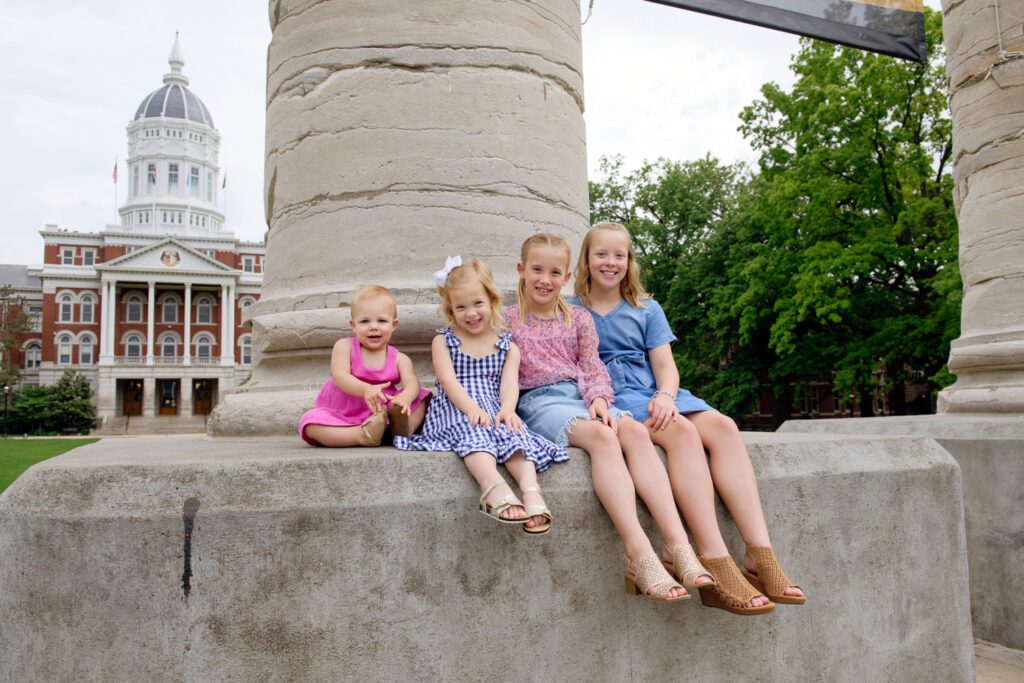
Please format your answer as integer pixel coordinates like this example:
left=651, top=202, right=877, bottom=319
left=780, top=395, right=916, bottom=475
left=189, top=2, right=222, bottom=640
left=433, top=255, right=463, bottom=287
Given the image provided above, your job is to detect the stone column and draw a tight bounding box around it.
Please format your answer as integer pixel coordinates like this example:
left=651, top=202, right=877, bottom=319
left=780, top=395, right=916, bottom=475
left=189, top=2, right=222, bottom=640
left=145, top=282, right=155, bottom=366
left=99, top=280, right=111, bottom=361
left=219, top=283, right=231, bottom=365
left=142, top=376, right=155, bottom=418
left=211, top=0, right=588, bottom=435
left=107, top=281, right=117, bottom=359
left=939, top=0, right=1024, bottom=413
left=183, top=284, right=191, bottom=366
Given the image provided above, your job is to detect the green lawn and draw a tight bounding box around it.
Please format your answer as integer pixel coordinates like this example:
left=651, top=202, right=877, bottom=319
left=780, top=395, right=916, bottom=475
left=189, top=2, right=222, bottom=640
left=0, top=439, right=99, bottom=494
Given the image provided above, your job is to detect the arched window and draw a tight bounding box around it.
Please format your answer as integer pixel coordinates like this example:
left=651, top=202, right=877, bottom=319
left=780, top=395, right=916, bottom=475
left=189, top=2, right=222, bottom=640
left=195, top=334, right=213, bottom=359
left=158, top=332, right=178, bottom=358
left=161, top=294, right=179, bottom=323
left=59, top=293, right=74, bottom=322
left=126, top=294, right=143, bottom=323
left=125, top=333, right=143, bottom=358
left=57, top=334, right=73, bottom=365
left=79, top=334, right=95, bottom=365
left=80, top=294, right=96, bottom=323
left=23, top=341, right=41, bottom=370
left=239, top=335, right=252, bottom=365
left=195, top=296, right=213, bottom=325
left=239, top=297, right=256, bottom=311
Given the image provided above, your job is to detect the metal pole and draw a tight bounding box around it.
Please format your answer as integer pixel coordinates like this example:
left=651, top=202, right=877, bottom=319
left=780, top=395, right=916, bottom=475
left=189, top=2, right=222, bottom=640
left=3, top=385, right=9, bottom=439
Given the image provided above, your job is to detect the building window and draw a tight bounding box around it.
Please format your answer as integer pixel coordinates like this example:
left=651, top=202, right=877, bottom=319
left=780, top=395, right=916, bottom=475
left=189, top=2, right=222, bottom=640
left=242, top=256, right=254, bottom=273
left=57, top=334, right=73, bottom=365
left=125, top=334, right=143, bottom=358
left=168, top=163, right=179, bottom=193
left=79, top=335, right=94, bottom=365
left=147, top=163, right=157, bottom=192
left=132, top=165, right=139, bottom=196
left=59, top=293, right=74, bottom=322
left=195, top=334, right=213, bottom=358
left=161, top=295, right=178, bottom=323
left=240, top=335, right=252, bottom=365
left=195, top=296, right=212, bottom=324
left=239, top=297, right=255, bottom=310
left=24, top=341, right=41, bottom=370
left=190, top=167, right=200, bottom=197
left=62, top=248, right=74, bottom=265
left=82, top=250, right=95, bottom=266
left=80, top=294, right=95, bottom=323
left=28, top=305, right=42, bottom=332
left=159, top=333, right=177, bottom=358
left=126, top=294, right=143, bottom=323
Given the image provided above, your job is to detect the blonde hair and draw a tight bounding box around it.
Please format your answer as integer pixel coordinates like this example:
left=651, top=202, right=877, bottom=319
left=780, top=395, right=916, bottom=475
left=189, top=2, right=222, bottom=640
left=574, top=221, right=649, bottom=308
left=350, top=284, right=398, bottom=319
left=516, top=233, right=573, bottom=326
left=438, top=259, right=504, bottom=332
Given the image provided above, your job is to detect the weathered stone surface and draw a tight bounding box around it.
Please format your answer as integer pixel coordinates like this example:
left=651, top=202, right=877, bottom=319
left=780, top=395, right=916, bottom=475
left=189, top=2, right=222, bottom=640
left=940, top=0, right=1024, bottom=412
left=0, top=433, right=974, bottom=681
left=780, top=414, right=1024, bottom=649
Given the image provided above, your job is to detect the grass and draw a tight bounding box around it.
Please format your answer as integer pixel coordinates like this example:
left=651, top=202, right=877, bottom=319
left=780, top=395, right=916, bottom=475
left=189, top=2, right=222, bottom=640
left=0, top=438, right=99, bottom=494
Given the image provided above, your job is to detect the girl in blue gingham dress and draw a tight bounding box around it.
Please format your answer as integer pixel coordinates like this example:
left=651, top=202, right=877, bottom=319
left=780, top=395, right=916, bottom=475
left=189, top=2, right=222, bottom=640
left=395, top=257, right=567, bottom=534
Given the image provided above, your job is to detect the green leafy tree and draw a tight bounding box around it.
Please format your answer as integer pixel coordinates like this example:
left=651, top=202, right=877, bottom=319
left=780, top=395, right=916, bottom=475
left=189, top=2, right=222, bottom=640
left=44, top=369, right=95, bottom=434
left=7, top=386, right=49, bottom=435
left=0, top=285, right=35, bottom=389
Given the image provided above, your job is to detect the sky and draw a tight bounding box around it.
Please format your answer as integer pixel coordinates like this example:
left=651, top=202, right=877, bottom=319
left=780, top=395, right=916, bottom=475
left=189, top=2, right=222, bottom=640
left=0, top=0, right=939, bottom=266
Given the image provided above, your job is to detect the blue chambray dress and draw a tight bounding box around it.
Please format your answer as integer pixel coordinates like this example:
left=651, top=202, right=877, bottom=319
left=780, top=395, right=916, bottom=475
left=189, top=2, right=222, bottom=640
left=394, top=329, right=569, bottom=473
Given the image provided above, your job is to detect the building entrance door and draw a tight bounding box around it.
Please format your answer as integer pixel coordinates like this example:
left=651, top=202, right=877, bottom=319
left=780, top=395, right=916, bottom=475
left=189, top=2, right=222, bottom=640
left=122, top=380, right=143, bottom=417
left=158, top=380, right=179, bottom=415
left=193, top=380, right=214, bottom=416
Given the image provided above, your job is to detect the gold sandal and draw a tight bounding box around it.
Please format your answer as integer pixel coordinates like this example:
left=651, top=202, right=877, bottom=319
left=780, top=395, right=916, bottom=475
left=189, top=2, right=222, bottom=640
left=743, top=545, right=806, bottom=605
left=696, top=554, right=774, bottom=615
left=520, top=486, right=552, bottom=535
left=662, top=544, right=716, bottom=589
left=478, top=479, right=527, bottom=525
left=358, top=411, right=387, bottom=446
left=624, top=554, right=689, bottom=602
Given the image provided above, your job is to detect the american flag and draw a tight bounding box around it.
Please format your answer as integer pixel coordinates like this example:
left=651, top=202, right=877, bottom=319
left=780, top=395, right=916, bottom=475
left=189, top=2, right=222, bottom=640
left=112, top=161, right=118, bottom=183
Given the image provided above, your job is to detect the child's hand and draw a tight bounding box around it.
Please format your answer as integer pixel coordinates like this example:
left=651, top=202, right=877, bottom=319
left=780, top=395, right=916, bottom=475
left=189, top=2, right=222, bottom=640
left=647, top=393, right=678, bottom=431
left=363, top=383, right=389, bottom=414
left=494, top=408, right=524, bottom=433
left=466, top=406, right=492, bottom=428
left=589, top=397, right=617, bottom=432
left=388, top=394, right=412, bottom=416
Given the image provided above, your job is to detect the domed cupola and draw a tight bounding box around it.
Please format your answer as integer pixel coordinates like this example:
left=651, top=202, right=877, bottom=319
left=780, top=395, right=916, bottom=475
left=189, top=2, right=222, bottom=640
left=133, top=34, right=215, bottom=127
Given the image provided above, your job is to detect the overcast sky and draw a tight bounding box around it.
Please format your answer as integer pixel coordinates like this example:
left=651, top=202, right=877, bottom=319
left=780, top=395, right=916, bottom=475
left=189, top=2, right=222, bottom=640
left=0, top=0, right=938, bottom=266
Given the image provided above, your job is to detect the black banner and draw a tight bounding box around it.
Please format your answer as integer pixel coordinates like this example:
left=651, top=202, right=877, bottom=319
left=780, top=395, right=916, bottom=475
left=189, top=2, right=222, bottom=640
left=643, top=0, right=926, bottom=63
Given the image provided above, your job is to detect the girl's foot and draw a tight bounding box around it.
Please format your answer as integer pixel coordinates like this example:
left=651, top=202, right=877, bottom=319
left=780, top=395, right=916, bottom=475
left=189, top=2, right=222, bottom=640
left=624, top=554, right=689, bottom=602
left=743, top=546, right=805, bottom=603
left=520, top=487, right=552, bottom=533
left=662, top=544, right=716, bottom=588
left=479, top=480, right=528, bottom=522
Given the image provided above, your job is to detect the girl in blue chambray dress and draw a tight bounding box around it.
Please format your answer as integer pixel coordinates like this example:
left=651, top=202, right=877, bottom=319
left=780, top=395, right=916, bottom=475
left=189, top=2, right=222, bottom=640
left=395, top=256, right=567, bottom=534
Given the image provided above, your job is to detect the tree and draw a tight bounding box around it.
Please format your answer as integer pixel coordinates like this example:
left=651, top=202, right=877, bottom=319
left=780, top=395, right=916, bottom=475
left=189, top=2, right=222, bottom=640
left=0, top=285, right=35, bottom=388
left=45, top=369, right=95, bottom=434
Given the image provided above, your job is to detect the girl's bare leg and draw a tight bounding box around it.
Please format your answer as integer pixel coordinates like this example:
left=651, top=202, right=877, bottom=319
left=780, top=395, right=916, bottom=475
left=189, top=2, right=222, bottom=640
left=463, top=451, right=527, bottom=521
left=504, top=451, right=545, bottom=530
left=570, top=420, right=686, bottom=599
left=304, top=424, right=367, bottom=447
left=687, top=410, right=804, bottom=598
left=407, top=400, right=428, bottom=433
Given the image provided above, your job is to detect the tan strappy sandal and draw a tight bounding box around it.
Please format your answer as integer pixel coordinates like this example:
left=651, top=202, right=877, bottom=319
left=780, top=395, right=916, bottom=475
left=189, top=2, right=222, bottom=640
left=696, top=554, right=774, bottom=615
left=742, top=545, right=806, bottom=605
left=662, top=544, right=716, bottom=589
left=358, top=411, right=387, bottom=446
left=478, top=479, right=527, bottom=525
left=520, top=486, right=552, bottom=535
left=624, top=554, right=689, bottom=602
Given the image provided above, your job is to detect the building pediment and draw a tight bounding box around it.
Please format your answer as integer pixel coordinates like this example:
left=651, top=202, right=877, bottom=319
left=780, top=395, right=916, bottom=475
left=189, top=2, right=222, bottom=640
left=97, top=239, right=235, bottom=275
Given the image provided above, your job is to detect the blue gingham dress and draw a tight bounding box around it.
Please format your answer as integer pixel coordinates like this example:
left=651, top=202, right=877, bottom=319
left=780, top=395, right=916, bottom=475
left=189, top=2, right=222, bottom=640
left=394, top=329, right=568, bottom=472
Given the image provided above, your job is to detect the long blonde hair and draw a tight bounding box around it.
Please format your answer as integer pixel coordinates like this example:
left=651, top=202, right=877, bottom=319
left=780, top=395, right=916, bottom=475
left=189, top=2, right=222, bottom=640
left=574, top=221, right=648, bottom=308
left=438, top=259, right=504, bottom=332
left=516, top=233, right=573, bottom=326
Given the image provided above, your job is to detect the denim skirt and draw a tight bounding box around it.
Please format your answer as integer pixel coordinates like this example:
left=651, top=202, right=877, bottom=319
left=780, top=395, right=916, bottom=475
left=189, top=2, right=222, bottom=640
left=517, top=380, right=630, bottom=447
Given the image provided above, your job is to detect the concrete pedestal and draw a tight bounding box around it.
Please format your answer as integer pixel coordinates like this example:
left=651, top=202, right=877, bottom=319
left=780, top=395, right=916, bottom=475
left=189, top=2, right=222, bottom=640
left=781, top=414, right=1024, bottom=649
left=0, top=433, right=974, bottom=681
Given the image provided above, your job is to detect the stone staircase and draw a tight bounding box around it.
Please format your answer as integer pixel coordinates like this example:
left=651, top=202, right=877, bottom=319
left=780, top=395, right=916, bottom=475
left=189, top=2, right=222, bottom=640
left=95, top=415, right=209, bottom=436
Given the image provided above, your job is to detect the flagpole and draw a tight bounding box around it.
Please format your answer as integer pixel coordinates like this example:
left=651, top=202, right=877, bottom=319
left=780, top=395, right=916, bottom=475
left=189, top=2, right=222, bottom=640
left=113, top=158, right=118, bottom=223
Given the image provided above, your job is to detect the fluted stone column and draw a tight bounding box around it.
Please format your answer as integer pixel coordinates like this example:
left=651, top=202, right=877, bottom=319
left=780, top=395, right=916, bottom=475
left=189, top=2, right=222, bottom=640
left=939, top=0, right=1024, bottom=413
left=211, top=0, right=588, bottom=435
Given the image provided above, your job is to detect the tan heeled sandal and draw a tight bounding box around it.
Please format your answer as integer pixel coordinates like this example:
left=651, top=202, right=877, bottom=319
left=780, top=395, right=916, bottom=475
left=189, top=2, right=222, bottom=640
left=696, top=554, right=774, bottom=615
left=662, top=544, right=716, bottom=589
left=520, top=486, right=552, bottom=535
left=478, top=479, right=527, bottom=525
left=742, top=545, right=806, bottom=605
left=358, top=411, right=387, bottom=446
left=624, top=554, right=689, bottom=602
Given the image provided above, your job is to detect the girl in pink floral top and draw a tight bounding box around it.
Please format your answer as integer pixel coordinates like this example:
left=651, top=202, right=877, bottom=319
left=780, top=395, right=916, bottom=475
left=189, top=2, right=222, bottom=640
left=504, top=233, right=712, bottom=603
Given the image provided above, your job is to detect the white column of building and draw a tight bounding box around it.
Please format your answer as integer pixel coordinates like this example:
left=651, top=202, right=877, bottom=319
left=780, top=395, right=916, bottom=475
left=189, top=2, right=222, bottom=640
left=107, top=280, right=118, bottom=359
left=99, top=280, right=111, bottom=360
left=226, top=283, right=236, bottom=364
left=220, top=283, right=231, bottom=364
left=146, top=281, right=155, bottom=365
left=183, top=283, right=192, bottom=366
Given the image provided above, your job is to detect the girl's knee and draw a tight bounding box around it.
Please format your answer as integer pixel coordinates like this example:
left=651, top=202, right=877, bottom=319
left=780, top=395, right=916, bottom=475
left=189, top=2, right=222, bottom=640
left=572, top=419, right=620, bottom=451
left=617, top=417, right=651, bottom=445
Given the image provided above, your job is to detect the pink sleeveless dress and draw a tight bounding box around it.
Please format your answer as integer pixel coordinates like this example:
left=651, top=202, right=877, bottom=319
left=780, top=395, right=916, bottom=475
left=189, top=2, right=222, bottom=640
left=299, top=338, right=432, bottom=446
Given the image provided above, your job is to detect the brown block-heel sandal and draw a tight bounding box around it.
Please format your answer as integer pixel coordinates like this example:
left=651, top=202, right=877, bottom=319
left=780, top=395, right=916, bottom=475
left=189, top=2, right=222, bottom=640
left=624, top=554, right=689, bottom=602
left=742, top=545, right=806, bottom=605
left=696, top=554, right=775, bottom=615
left=662, top=544, right=716, bottom=589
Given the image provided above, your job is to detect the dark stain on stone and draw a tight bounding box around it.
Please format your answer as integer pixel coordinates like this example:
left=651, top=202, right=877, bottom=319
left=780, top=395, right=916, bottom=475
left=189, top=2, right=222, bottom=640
left=181, top=497, right=200, bottom=599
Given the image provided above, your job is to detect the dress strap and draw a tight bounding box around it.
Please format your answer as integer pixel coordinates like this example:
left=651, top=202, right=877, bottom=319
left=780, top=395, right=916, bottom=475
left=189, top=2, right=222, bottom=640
left=348, top=336, right=364, bottom=372
left=439, top=328, right=461, bottom=348
left=496, top=333, right=512, bottom=351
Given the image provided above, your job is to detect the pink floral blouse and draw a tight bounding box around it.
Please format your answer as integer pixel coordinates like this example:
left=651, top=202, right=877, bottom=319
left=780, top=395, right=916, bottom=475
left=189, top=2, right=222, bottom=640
left=502, top=304, right=615, bottom=407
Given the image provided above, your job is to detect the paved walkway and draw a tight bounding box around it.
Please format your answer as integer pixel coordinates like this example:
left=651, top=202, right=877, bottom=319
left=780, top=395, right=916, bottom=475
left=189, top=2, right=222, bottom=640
left=976, top=641, right=1024, bottom=682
